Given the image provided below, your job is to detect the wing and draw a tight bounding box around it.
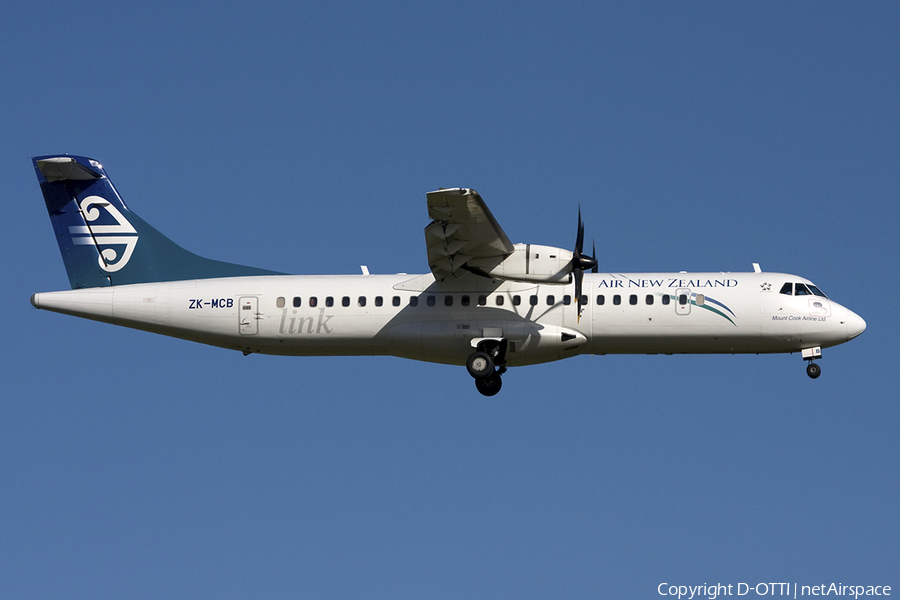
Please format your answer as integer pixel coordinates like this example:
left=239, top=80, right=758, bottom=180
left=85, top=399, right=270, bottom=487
left=425, top=188, right=515, bottom=281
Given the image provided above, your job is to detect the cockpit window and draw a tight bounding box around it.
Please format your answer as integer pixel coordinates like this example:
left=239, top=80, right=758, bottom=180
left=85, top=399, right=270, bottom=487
left=779, top=282, right=829, bottom=297
left=808, top=284, right=828, bottom=298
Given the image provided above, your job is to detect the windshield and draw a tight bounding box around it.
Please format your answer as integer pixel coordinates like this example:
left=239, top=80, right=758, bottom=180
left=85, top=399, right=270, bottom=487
left=779, top=282, right=828, bottom=298
left=807, top=284, right=828, bottom=298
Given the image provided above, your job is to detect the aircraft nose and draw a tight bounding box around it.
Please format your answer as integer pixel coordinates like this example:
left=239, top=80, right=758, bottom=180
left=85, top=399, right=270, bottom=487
left=846, top=310, right=866, bottom=341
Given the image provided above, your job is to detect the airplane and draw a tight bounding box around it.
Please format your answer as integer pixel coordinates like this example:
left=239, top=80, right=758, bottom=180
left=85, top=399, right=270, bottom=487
left=30, top=154, right=866, bottom=396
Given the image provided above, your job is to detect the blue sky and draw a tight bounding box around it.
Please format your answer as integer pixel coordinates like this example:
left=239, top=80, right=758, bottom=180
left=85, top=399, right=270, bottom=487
left=2, top=1, right=897, bottom=598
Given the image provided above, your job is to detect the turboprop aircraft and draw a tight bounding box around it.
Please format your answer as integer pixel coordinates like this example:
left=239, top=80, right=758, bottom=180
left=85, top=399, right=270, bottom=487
left=30, top=155, right=866, bottom=396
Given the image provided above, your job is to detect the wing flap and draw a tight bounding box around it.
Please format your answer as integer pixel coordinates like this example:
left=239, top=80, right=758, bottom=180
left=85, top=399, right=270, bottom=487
left=425, top=188, right=514, bottom=280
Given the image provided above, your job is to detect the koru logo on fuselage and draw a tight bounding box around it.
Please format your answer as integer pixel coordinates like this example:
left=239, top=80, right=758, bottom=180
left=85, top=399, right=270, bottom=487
left=69, top=195, right=139, bottom=272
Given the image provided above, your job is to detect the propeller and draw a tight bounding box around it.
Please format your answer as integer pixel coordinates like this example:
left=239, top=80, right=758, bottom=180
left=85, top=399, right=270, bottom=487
left=573, top=207, right=598, bottom=321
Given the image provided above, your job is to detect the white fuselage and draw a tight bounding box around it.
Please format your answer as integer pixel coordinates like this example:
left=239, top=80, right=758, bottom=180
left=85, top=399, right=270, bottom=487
left=31, top=271, right=866, bottom=367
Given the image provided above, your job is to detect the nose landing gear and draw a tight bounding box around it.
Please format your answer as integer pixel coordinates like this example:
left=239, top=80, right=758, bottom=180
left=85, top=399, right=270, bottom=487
left=467, top=340, right=508, bottom=396
left=806, top=360, right=821, bottom=379
left=802, top=346, right=822, bottom=379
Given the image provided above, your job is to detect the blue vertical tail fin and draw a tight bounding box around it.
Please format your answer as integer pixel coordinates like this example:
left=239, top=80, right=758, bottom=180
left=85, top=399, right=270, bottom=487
left=34, top=155, right=283, bottom=289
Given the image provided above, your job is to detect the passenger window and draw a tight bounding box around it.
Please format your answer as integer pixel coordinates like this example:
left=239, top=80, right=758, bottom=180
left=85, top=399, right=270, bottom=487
left=678, top=294, right=689, bottom=305
left=309, top=296, right=318, bottom=307
left=646, top=295, right=654, bottom=305
left=580, top=295, right=588, bottom=306
left=629, top=294, right=638, bottom=305
left=496, top=296, right=504, bottom=306
left=597, top=295, right=605, bottom=305
left=375, top=296, right=383, bottom=307
left=276, top=297, right=285, bottom=308
left=342, top=296, right=350, bottom=307
left=779, top=283, right=793, bottom=295
left=358, top=296, right=366, bottom=307
left=392, top=296, right=400, bottom=307
left=444, top=295, right=453, bottom=306
left=795, top=283, right=811, bottom=296
left=461, top=295, right=470, bottom=306
left=477, top=295, right=487, bottom=306
left=325, top=297, right=334, bottom=307
left=547, top=295, right=555, bottom=305
left=409, top=296, right=418, bottom=307
left=661, top=295, right=670, bottom=305
left=427, top=295, right=436, bottom=307
left=563, top=295, right=571, bottom=305
left=512, top=295, right=521, bottom=306
left=613, top=295, right=621, bottom=305
left=695, top=294, right=705, bottom=306
left=530, top=295, right=538, bottom=306
left=292, top=296, right=301, bottom=308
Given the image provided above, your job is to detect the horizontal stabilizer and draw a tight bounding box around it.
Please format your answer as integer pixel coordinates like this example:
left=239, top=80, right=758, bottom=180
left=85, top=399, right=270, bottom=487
left=36, top=156, right=103, bottom=182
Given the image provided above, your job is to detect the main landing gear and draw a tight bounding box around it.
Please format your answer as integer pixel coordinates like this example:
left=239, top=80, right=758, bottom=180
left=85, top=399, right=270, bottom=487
left=467, top=340, right=508, bottom=397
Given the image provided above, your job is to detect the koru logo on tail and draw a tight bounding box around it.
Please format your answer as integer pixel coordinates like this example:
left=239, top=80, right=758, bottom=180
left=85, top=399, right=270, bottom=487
left=69, top=196, right=139, bottom=272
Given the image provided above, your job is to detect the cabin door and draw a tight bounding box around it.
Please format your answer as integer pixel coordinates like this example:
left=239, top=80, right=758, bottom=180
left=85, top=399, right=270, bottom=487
left=239, top=297, right=259, bottom=335
left=675, top=288, right=691, bottom=315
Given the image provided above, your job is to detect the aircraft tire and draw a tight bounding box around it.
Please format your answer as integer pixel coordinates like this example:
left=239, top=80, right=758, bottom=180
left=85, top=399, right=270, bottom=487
left=806, top=362, right=821, bottom=379
left=467, top=351, right=494, bottom=379
left=475, top=372, right=502, bottom=396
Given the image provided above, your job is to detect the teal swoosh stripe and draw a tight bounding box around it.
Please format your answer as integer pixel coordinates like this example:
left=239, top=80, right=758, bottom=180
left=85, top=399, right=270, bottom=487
left=692, top=293, right=737, bottom=326
left=703, top=295, right=735, bottom=317
left=697, top=302, right=736, bottom=326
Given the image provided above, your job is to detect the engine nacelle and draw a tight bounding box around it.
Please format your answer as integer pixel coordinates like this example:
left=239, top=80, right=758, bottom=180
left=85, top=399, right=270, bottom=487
left=470, top=244, right=574, bottom=284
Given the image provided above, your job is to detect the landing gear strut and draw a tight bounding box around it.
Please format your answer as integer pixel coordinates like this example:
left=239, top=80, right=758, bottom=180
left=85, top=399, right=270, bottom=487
left=467, top=340, right=508, bottom=396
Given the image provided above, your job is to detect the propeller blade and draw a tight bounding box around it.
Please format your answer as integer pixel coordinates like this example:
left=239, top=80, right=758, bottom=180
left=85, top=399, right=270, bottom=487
left=573, top=207, right=593, bottom=322
left=591, top=240, right=598, bottom=273
left=572, top=207, right=596, bottom=270
left=575, top=268, right=583, bottom=307
left=576, top=206, right=585, bottom=255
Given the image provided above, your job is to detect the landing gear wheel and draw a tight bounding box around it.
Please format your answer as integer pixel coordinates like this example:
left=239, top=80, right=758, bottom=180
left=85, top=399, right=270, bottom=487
left=466, top=351, right=494, bottom=379
left=806, top=361, right=821, bottom=379
left=475, top=372, right=502, bottom=396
